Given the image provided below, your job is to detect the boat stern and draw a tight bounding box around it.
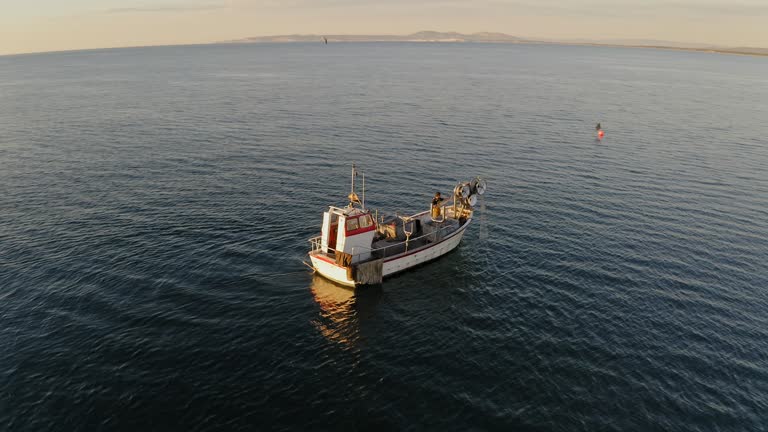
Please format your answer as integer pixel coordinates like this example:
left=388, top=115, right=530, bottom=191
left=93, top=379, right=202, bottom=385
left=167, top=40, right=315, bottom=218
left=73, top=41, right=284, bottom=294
left=308, top=250, right=357, bottom=287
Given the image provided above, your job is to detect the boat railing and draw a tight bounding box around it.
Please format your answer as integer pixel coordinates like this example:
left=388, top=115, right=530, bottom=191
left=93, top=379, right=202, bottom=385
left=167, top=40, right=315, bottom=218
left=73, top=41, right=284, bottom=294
left=308, top=235, right=346, bottom=257
left=308, top=216, right=468, bottom=261
left=309, top=236, right=323, bottom=253
left=352, top=221, right=465, bottom=260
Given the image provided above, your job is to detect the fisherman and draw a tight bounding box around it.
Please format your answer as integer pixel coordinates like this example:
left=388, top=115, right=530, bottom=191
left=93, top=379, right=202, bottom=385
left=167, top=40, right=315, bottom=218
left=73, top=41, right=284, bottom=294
left=431, top=192, right=445, bottom=219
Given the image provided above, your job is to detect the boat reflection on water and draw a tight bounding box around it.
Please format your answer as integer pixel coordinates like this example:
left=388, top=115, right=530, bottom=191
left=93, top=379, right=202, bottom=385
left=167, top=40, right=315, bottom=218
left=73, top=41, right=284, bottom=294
left=309, top=274, right=382, bottom=348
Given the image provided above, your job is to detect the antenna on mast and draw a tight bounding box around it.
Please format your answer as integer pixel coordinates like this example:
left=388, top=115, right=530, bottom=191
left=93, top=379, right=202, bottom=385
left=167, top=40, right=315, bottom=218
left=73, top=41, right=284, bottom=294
left=348, top=163, right=360, bottom=206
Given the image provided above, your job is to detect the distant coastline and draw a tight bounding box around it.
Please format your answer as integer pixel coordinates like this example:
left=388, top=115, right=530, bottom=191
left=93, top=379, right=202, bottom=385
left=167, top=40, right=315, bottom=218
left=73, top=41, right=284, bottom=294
left=3, top=31, right=766, bottom=58
left=225, top=31, right=768, bottom=57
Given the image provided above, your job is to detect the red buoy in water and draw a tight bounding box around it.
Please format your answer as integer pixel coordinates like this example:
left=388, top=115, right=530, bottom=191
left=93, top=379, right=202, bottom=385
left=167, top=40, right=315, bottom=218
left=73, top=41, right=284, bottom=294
left=597, top=130, right=605, bottom=139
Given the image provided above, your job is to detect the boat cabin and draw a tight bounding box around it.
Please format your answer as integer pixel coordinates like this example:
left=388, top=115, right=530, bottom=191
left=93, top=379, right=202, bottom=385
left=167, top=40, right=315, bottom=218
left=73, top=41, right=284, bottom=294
left=320, top=206, right=376, bottom=263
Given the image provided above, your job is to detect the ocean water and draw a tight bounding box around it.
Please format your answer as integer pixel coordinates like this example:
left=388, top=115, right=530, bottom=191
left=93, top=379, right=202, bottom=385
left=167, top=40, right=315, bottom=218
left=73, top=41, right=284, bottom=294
left=1, top=42, right=768, bottom=431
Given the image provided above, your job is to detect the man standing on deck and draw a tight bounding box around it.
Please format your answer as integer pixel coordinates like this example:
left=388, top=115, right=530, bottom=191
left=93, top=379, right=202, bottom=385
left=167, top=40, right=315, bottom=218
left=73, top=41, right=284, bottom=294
left=431, top=192, right=445, bottom=219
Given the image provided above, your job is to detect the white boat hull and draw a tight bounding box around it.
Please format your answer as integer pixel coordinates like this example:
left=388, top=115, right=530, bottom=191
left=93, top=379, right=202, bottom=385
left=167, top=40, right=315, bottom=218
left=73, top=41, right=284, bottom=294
left=309, top=218, right=471, bottom=287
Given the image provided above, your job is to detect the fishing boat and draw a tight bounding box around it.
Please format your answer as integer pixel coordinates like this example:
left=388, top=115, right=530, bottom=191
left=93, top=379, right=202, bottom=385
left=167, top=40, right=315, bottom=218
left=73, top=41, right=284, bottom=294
left=308, top=165, right=487, bottom=287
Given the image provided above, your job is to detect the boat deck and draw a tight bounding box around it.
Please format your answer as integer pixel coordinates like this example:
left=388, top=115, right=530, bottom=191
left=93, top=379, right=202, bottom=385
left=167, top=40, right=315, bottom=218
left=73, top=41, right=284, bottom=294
left=370, top=218, right=462, bottom=259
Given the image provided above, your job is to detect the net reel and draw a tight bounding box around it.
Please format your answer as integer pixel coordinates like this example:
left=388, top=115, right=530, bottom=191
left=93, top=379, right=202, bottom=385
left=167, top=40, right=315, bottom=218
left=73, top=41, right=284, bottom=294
left=453, top=177, right=487, bottom=210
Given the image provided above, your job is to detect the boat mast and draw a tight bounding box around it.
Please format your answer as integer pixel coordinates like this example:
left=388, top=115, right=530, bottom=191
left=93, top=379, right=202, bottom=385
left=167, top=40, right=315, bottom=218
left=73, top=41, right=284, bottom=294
left=347, top=163, right=366, bottom=208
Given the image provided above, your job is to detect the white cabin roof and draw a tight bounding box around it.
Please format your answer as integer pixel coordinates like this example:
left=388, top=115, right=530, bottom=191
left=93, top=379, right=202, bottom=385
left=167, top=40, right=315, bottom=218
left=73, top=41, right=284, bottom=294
left=327, top=205, right=369, bottom=217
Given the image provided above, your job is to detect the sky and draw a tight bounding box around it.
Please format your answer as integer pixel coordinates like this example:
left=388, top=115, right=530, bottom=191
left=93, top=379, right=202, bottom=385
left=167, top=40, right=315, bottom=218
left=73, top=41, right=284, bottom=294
left=2, top=0, right=767, bottom=55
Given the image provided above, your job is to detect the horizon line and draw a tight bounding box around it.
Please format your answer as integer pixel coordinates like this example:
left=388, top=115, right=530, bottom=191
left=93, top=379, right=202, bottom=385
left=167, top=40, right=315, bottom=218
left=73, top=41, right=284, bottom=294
left=2, top=32, right=767, bottom=58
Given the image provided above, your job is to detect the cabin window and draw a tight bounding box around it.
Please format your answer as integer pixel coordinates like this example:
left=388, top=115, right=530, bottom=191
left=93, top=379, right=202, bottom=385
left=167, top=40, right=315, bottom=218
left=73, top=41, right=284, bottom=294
left=346, top=218, right=359, bottom=231
left=359, top=215, right=373, bottom=229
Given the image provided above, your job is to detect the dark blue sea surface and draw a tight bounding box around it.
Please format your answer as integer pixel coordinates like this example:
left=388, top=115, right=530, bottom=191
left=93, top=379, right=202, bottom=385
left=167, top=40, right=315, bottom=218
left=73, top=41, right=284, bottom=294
left=2, top=43, right=768, bottom=431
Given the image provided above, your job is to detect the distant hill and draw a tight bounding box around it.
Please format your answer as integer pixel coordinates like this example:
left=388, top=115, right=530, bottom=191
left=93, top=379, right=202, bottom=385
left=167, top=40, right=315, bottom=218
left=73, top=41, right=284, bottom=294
left=553, top=38, right=720, bottom=49
left=407, top=31, right=524, bottom=42
left=225, top=31, right=767, bottom=57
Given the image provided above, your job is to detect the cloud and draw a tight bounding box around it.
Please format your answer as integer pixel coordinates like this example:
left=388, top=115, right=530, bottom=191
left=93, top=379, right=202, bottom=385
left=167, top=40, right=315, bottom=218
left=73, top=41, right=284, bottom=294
left=107, top=3, right=226, bottom=13
left=222, top=0, right=768, bottom=17
left=225, top=0, right=469, bottom=8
